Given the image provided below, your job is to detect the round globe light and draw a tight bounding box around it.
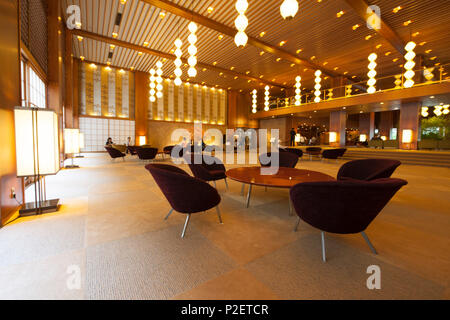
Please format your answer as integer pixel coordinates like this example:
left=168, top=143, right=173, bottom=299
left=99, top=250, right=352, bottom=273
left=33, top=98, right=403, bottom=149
left=174, top=77, right=182, bottom=86
left=280, top=0, right=299, bottom=20
left=188, top=67, right=197, bottom=77
left=235, top=14, right=248, bottom=31
left=188, top=21, right=198, bottom=33
left=234, top=31, right=248, bottom=47
left=235, top=0, right=248, bottom=14
left=174, top=38, right=182, bottom=48
left=188, top=44, right=197, bottom=56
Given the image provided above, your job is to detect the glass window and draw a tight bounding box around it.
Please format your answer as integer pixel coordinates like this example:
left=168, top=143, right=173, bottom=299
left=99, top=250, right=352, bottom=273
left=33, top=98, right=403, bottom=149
left=20, top=58, right=46, bottom=108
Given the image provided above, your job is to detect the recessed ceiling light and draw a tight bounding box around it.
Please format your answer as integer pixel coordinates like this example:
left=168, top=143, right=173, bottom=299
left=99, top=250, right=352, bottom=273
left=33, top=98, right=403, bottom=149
left=365, top=35, right=372, bottom=40
left=419, top=41, right=427, bottom=46
left=385, top=51, right=392, bottom=56
left=352, top=24, right=360, bottom=30
left=403, top=20, right=413, bottom=26
left=412, top=32, right=420, bottom=37
left=296, top=49, right=303, bottom=54
left=207, top=6, right=214, bottom=13
left=310, top=56, right=316, bottom=60
left=213, top=61, right=217, bottom=65
left=323, top=61, right=328, bottom=66
left=376, top=44, right=382, bottom=49
left=230, top=66, right=235, bottom=70
left=279, top=41, right=286, bottom=46
left=202, top=68, right=206, bottom=71
left=246, top=71, right=250, bottom=74
left=112, top=32, right=118, bottom=38
left=77, top=36, right=83, bottom=41
left=276, top=57, right=281, bottom=62
left=159, top=12, right=166, bottom=19
left=259, top=51, right=265, bottom=55
left=336, top=11, right=345, bottom=18
left=425, top=49, right=432, bottom=54
left=234, top=76, right=238, bottom=79
left=430, top=56, right=437, bottom=60
left=259, top=31, right=266, bottom=37
left=393, top=6, right=402, bottom=13
left=290, top=63, right=295, bottom=67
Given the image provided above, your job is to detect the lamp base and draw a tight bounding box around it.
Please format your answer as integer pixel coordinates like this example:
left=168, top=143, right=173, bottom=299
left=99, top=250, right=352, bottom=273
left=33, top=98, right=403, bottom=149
left=19, top=199, right=60, bottom=217
left=64, top=165, right=80, bottom=169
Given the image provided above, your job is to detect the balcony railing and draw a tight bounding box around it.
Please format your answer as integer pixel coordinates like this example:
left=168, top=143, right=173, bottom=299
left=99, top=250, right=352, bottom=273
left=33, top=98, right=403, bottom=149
left=256, top=63, right=450, bottom=112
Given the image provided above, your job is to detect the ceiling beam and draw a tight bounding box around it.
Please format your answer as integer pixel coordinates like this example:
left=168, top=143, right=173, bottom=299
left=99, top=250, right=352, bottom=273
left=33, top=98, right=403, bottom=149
left=344, top=0, right=406, bottom=55
left=71, top=29, right=286, bottom=88
left=141, top=0, right=342, bottom=78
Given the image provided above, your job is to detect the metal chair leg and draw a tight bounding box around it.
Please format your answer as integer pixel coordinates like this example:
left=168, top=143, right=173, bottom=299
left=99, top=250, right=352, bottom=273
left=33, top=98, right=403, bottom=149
left=361, top=231, right=378, bottom=254
left=181, top=214, right=191, bottom=238
left=294, top=217, right=301, bottom=232
left=321, top=232, right=327, bottom=262
left=246, top=184, right=253, bottom=208
left=164, top=208, right=174, bottom=220
left=213, top=180, right=217, bottom=189
left=241, top=183, right=245, bottom=195
left=224, top=178, right=229, bottom=190
left=216, top=206, right=223, bottom=224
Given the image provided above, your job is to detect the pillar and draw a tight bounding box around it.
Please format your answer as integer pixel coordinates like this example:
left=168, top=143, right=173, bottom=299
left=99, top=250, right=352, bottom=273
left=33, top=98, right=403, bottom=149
left=399, top=101, right=421, bottom=150
left=135, top=71, right=149, bottom=144
left=329, top=110, right=346, bottom=147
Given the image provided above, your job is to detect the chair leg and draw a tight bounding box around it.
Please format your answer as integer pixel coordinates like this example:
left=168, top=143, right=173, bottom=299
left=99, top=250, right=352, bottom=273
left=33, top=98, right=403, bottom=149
left=294, top=217, right=301, bottom=232
left=361, top=231, right=378, bottom=254
left=164, top=208, right=174, bottom=220
left=224, top=178, right=229, bottom=190
left=241, top=183, right=245, bottom=195
left=213, top=180, right=217, bottom=189
left=181, top=214, right=191, bottom=238
left=321, top=232, right=327, bottom=262
left=246, top=184, right=253, bottom=208
left=216, top=206, right=223, bottom=224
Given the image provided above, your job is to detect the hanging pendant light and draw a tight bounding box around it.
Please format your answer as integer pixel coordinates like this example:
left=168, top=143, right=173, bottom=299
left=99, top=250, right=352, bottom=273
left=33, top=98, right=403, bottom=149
left=403, top=41, right=416, bottom=88
left=234, top=0, right=249, bottom=47
left=367, top=53, right=377, bottom=94
left=252, top=89, right=257, bottom=113
left=187, top=21, right=198, bottom=77
left=264, top=85, right=270, bottom=111
left=280, top=0, right=299, bottom=20
left=314, top=70, right=322, bottom=103
left=174, top=38, right=183, bottom=86
left=295, top=76, right=301, bottom=106
left=149, top=69, right=156, bottom=102
left=156, top=61, right=163, bottom=98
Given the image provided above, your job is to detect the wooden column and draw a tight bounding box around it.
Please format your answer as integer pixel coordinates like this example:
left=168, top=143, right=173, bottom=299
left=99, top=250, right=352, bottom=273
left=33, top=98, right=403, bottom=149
left=399, top=101, right=421, bottom=150
left=64, top=30, right=74, bottom=128
left=379, top=111, right=394, bottom=138
left=227, top=90, right=257, bottom=129
left=73, top=59, right=79, bottom=128
left=329, top=110, right=347, bottom=147
left=135, top=71, right=149, bottom=143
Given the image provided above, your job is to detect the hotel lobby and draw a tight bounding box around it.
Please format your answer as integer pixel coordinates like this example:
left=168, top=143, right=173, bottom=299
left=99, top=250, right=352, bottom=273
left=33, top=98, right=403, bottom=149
left=0, top=0, right=449, bottom=302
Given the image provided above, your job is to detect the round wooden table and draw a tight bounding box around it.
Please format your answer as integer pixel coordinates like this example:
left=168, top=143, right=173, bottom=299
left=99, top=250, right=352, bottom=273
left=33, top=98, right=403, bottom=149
left=226, top=167, right=335, bottom=209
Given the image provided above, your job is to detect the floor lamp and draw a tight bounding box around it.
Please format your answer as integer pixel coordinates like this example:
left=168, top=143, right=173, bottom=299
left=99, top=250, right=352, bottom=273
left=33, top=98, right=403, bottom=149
left=75, top=133, right=85, bottom=158
left=14, top=107, right=60, bottom=216
left=64, top=128, right=81, bottom=168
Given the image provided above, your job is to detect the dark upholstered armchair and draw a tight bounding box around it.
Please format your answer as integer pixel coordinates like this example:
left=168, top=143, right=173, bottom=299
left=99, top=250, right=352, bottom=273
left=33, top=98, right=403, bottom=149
left=337, top=159, right=401, bottom=181
left=145, top=164, right=222, bottom=238
left=305, top=147, right=322, bottom=160
left=127, top=145, right=139, bottom=155
left=290, top=178, right=407, bottom=261
left=163, top=145, right=175, bottom=158
left=259, top=152, right=299, bottom=168
left=283, top=148, right=303, bottom=158
left=185, top=154, right=228, bottom=189
left=105, top=147, right=126, bottom=161
left=136, top=147, right=158, bottom=161
left=322, top=148, right=347, bottom=160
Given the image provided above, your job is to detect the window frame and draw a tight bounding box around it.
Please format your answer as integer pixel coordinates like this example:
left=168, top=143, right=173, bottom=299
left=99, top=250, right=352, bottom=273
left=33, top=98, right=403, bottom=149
left=20, top=55, right=47, bottom=109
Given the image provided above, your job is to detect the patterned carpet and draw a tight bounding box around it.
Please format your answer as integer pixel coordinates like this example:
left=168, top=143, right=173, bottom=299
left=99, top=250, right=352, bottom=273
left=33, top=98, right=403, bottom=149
left=0, top=153, right=448, bottom=299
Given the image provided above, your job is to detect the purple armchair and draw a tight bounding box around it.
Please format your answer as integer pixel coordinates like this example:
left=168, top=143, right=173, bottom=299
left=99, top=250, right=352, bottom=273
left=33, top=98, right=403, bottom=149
left=127, top=145, right=139, bottom=155
left=290, top=178, right=408, bottom=261
left=283, top=148, right=303, bottom=158
left=136, top=147, right=158, bottom=161
left=145, top=164, right=222, bottom=238
left=185, top=154, right=228, bottom=189
left=259, top=152, right=299, bottom=168
left=322, top=148, right=347, bottom=160
left=105, top=147, right=126, bottom=161
left=337, top=159, right=401, bottom=181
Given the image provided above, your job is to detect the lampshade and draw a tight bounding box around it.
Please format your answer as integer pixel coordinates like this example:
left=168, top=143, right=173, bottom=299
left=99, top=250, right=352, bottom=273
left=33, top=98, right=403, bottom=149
left=14, top=108, right=60, bottom=177
left=402, top=129, right=413, bottom=143
left=359, top=134, right=367, bottom=142
left=329, top=132, right=337, bottom=143
left=64, top=129, right=81, bottom=154
left=139, top=135, right=146, bottom=146
left=79, top=133, right=85, bottom=149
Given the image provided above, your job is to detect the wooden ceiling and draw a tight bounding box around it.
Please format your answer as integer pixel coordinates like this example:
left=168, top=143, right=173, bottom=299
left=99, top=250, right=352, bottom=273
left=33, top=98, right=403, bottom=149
left=62, top=0, right=450, bottom=95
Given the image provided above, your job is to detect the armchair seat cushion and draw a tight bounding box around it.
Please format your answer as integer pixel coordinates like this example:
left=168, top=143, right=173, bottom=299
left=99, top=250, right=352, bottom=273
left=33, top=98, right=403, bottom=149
left=209, top=170, right=227, bottom=180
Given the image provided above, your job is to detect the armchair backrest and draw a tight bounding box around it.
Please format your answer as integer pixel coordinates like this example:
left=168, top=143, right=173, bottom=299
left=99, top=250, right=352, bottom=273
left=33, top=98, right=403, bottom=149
left=259, top=152, right=299, bottom=168
left=337, top=159, right=401, bottom=181
left=290, top=178, right=408, bottom=234
left=105, top=146, right=125, bottom=158
left=136, top=147, right=158, bottom=160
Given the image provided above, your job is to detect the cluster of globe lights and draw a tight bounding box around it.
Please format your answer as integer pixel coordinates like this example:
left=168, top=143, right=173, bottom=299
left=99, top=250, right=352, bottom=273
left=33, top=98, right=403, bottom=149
left=187, top=21, right=198, bottom=77
left=295, top=76, right=301, bottom=106
left=174, top=38, right=183, bottom=86
left=234, top=0, right=249, bottom=47
left=155, top=61, right=163, bottom=98
left=367, top=53, right=377, bottom=94
left=149, top=68, right=156, bottom=102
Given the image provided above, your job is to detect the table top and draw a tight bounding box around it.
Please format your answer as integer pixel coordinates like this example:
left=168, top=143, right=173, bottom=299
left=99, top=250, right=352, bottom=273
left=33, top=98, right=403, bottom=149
left=226, top=167, right=335, bottom=188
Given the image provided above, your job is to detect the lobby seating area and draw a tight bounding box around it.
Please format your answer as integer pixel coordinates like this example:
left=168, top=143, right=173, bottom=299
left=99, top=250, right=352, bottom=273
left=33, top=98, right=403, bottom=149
left=1, top=0, right=449, bottom=303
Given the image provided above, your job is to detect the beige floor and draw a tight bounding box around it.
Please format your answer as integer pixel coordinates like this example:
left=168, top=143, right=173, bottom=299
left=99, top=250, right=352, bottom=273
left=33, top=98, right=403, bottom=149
left=0, top=153, right=449, bottom=300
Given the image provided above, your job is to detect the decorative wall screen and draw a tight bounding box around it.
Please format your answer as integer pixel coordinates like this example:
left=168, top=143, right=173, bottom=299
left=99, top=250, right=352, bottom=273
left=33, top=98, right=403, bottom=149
left=79, top=62, right=135, bottom=119
left=148, top=81, right=227, bottom=125
left=79, top=117, right=135, bottom=152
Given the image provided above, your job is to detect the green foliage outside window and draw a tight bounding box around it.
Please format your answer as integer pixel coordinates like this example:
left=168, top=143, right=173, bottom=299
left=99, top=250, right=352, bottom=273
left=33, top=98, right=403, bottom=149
left=421, top=116, right=449, bottom=140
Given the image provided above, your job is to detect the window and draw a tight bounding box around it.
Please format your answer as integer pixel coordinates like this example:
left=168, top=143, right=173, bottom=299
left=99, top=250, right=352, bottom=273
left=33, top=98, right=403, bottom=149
left=21, top=58, right=47, bottom=108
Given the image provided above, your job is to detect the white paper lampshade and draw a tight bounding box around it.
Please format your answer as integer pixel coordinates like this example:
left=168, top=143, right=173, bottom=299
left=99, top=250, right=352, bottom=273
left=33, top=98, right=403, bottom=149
left=64, top=128, right=81, bottom=154
left=14, top=108, right=60, bottom=177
